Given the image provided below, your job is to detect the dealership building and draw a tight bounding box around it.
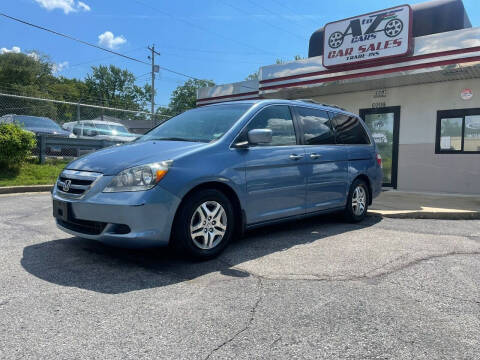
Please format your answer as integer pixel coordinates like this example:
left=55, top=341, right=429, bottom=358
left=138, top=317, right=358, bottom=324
left=197, top=0, right=480, bottom=195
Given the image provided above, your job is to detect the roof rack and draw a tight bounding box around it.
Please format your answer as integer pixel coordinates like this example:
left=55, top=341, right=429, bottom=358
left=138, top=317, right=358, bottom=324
left=296, top=99, right=348, bottom=112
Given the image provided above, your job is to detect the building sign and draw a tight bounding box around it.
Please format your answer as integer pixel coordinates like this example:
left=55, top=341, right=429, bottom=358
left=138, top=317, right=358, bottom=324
left=323, top=5, right=412, bottom=68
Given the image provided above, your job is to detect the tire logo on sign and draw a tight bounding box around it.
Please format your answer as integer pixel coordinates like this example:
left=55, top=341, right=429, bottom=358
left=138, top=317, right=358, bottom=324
left=63, top=179, right=71, bottom=192
left=328, top=16, right=404, bottom=49
left=323, top=5, right=412, bottom=68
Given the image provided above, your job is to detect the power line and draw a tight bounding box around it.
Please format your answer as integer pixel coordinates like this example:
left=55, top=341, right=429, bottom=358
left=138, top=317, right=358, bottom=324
left=161, top=52, right=265, bottom=66
left=268, top=0, right=322, bottom=29
left=0, top=13, right=257, bottom=93
left=0, top=13, right=151, bottom=66
left=158, top=45, right=272, bottom=57
left=247, top=0, right=312, bottom=34
left=68, top=47, right=146, bottom=69
left=0, top=12, right=214, bottom=83
left=132, top=0, right=279, bottom=57
left=134, top=71, right=153, bottom=80
left=222, top=1, right=306, bottom=41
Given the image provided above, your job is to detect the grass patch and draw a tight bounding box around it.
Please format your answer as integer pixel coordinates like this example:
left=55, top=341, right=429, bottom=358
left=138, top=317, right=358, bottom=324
left=0, top=158, right=69, bottom=187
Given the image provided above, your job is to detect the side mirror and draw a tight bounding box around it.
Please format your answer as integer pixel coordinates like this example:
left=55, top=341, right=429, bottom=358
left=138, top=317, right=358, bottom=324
left=247, top=129, right=272, bottom=145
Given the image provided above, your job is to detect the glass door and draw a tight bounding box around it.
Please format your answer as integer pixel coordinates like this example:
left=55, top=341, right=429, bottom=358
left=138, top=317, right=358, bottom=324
left=360, top=107, right=400, bottom=188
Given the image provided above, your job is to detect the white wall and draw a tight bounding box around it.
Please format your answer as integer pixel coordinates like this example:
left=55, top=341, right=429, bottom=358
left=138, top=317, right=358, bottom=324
left=310, top=79, right=480, bottom=194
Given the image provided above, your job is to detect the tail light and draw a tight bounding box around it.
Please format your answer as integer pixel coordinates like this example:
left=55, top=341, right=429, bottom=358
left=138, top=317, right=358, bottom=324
left=376, top=153, right=382, bottom=168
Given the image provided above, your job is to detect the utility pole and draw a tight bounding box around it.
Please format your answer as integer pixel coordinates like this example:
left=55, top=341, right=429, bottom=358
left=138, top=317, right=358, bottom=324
left=148, top=44, right=160, bottom=124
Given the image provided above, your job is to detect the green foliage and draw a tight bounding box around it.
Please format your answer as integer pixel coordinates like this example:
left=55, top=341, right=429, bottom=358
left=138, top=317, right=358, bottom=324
left=245, top=55, right=305, bottom=80
left=0, top=124, right=37, bottom=169
left=0, top=51, right=54, bottom=89
left=275, top=55, right=305, bottom=64
left=245, top=72, right=259, bottom=81
left=0, top=53, right=152, bottom=122
left=0, top=52, right=59, bottom=119
left=0, top=158, right=68, bottom=186
left=157, top=79, right=215, bottom=118
left=85, top=64, right=151, bottom=119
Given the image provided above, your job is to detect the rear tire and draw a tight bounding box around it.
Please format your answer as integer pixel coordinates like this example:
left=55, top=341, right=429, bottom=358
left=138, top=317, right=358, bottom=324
left=171, top=189, right=235, bottom=260
left=344, top=179, right=369, bottom=222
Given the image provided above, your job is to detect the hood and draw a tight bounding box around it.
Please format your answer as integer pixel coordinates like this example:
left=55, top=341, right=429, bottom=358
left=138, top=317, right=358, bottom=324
left=66, top=140, right=207, bottom=175
left=27, top=127, right=71, bottom=137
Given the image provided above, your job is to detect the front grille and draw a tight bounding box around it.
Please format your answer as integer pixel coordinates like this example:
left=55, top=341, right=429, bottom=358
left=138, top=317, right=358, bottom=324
left=58, top=218, right=107, bottom=235
left=56, top=170, right=102, bottom=198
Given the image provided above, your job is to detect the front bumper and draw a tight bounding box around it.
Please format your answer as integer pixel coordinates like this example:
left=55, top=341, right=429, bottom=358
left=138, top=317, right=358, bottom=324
left=52, top=175, right=181, bottom=248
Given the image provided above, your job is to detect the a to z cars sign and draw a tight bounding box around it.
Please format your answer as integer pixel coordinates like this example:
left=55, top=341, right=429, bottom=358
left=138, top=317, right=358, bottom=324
left=323, top=5, right=413, bottom=68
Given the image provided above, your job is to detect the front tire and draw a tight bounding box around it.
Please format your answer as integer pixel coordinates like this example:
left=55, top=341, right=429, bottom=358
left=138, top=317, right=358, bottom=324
left=172, top=189, right=235, bottom=260
left=344, top=179, right=369, bottom=222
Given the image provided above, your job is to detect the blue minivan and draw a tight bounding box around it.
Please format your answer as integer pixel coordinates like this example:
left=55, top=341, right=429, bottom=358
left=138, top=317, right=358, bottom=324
left=52, top=100, right=383, bottom=259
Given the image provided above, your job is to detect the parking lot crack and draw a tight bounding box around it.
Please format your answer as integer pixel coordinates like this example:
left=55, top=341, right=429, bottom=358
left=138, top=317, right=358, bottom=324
left=363, top=251, right=480, bottom=280
left=254, top=251, right=480, bottom=283
left=204, top=277, right=263, bottom=360
left=388, top=280, right=480, bottom=305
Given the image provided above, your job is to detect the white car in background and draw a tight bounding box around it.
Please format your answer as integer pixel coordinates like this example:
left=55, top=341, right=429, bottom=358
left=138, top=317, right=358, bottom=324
left=62, top=120, right=139, bottom=142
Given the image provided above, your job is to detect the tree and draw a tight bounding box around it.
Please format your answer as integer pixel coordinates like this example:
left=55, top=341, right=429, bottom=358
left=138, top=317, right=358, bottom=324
left=244, top=55, right=305, bottom=80
left=0, top=51, right=54, bottom=90
left=0, top=52, right=154, bottom=123
left=275, top=54, right=305, bottom=64
left=0, top=52, right=58, bottom=119
left=85, top=65, right=152, bottom=119
left=245, top=72, right=259, bottom=81
left=158, top=79, right=215, bottom=118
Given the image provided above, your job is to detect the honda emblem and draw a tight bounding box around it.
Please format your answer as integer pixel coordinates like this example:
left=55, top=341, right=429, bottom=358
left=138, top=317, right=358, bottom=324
left=63, top=179, right=71, bottom=192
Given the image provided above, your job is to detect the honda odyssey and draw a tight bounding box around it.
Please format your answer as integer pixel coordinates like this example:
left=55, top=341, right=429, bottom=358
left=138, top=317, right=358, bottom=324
left=52, top=99, right=383, bottom=259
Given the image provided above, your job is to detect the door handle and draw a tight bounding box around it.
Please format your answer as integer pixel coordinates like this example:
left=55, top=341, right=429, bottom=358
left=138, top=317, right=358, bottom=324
left=289, top=154, right=303, bottom=160
left=309, top=153, right=322, bottom=159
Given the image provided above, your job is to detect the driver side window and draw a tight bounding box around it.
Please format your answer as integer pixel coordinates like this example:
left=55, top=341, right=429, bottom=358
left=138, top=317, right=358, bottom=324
left=246, top=105, right=297, bottom=146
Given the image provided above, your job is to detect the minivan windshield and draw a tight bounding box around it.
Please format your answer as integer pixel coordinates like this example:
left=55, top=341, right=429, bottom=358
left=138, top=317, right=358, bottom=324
left=140, top=104, right=252, bottom=143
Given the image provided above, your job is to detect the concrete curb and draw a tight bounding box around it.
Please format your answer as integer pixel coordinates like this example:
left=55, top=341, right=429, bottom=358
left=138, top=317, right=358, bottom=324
left=369, top=210, right=480, bottom=220
left=0, top=185, right=53, bottom=194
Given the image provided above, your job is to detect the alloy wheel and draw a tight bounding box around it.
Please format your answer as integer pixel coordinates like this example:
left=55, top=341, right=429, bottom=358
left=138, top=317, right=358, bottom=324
left=190, top=201, right=227, bottom=250
left=352, top=185, right=367, bottom=216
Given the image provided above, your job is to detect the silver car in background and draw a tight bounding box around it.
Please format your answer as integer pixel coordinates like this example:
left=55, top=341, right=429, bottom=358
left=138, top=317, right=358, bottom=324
left=62, top=120, right=139, bottom=142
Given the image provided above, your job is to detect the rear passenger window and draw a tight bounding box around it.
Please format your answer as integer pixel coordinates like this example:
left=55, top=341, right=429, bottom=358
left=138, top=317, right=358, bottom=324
left=246, top=105, right=297, bottom=146
left=296, top=107, right=335, bottom=145
left=332, top=114, right=370, bottom=144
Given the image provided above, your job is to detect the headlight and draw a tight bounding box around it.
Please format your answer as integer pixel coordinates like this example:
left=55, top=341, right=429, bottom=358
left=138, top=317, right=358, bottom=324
left=103, top=161, right=172, bottom=192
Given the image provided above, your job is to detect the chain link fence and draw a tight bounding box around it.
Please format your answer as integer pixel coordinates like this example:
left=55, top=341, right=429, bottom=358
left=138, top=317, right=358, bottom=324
left=0, top=93, right=169, bottom=162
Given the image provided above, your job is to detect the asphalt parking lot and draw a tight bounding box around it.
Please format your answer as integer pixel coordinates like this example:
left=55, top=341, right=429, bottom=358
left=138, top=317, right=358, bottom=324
left=1, top=192, right=480, bottom=359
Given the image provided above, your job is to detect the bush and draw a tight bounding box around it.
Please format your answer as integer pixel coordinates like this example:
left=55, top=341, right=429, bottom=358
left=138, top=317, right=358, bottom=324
left=0, top=124, right=37, bottom=169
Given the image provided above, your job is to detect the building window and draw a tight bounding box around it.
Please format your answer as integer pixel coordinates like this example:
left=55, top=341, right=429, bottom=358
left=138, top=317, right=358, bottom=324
left=436, top=109, right=480, bottom=153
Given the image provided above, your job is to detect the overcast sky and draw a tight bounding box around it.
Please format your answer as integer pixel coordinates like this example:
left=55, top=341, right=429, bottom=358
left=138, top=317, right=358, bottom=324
left=2, top=0, right=479, bottom=108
